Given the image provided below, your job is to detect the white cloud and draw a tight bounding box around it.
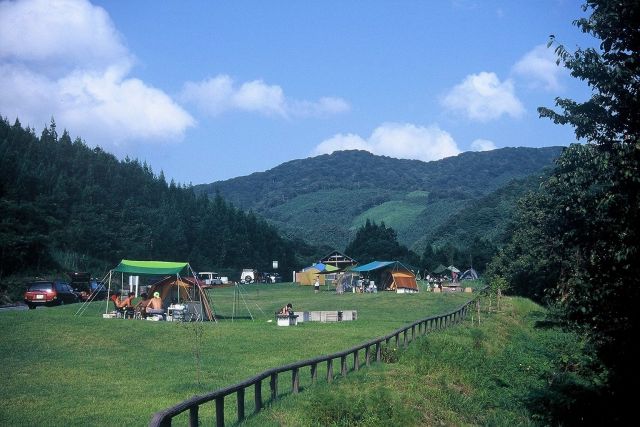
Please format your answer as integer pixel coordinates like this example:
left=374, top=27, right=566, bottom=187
left=0, top=0, right=130, bottom=72
left=293, top=97, right=351, bottom=117
left=442, top=72, right=525, bottom=121
left=313, top=133, right=371, bottom=153
left=181, top=74, right=350, bottom=118
left=470, top=138, right=496, bottom=151
left=0, top=0, right=194, bottom=145
left=512, top=44, right=563, bottom=91
left=314, top=123, right=461, bottom=162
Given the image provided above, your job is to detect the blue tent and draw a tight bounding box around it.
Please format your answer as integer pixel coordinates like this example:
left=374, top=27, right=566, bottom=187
left=351, top=261, right=396, bottom=272
left=352, top=261, right=418, bottom=292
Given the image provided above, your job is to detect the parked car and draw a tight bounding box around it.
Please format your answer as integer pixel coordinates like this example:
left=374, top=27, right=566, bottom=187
left=240, top=269, right=257, bottom=284
left=24, top=280, right=80, bottom=309
left=259, top=272, right=281, bottom=283
left=198, top=272, right=223, bottom=286
left=85, top=279, right=108, bottom=301
left=68, top=272, right=108, bottom=301
left=267, top=272, right=282, bottom=283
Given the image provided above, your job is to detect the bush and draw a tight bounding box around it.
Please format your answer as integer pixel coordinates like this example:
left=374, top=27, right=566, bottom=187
left=380, top=345, right=399, bottom=363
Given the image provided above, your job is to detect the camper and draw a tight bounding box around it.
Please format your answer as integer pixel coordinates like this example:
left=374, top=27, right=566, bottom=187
left=198, top=272, right=222, bottom=286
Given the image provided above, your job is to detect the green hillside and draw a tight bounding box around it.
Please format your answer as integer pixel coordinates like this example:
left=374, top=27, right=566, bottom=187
left=418, top=172, right=551, bottom=251
left=0, top=118, right=306, bottom=285
left=196, top=147, right=563, bottom=251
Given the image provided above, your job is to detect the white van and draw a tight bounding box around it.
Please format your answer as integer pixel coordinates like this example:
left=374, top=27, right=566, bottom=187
left=199, top=272, right=222, bottom=286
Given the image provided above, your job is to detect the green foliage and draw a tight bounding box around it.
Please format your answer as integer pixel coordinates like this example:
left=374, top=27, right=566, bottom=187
left=488, top=275, right=510, bottom=311
left=419, top=173, right=551, bottom=273
left=488, top=275, right=509, bottom=296
left=380, top=345, right=400, bottom=363
left=197, top=148, right=563, bottom=253
left=0, top=118, right=303, bottom=283
left=344, top=219, right=420, bottom=266
left=496, top=0, right=640, bottom=402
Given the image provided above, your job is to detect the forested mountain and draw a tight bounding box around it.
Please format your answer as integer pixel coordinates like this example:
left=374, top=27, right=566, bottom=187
left=418, top=173, right=550, bottom=271
left=0, top=114, right=562, bottom=285
left=195, top=147, right=563, bottom=252
left=0, top=118, right=306, bottom=279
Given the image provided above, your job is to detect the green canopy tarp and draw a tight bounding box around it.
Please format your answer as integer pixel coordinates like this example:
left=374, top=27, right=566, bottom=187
left=112, top=260, right=188, bottom=275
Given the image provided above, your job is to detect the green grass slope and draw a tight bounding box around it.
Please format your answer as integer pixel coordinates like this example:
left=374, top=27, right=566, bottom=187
left=0, top=283, right=472, bottom=426
left=245, top=296, right=598, bottom=427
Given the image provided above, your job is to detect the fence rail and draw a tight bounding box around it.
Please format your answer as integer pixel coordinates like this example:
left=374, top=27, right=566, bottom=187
left=150, top=292, right=482, bottom=427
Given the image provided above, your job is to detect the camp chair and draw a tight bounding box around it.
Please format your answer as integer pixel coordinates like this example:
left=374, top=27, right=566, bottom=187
left=134, top=303, right=147, bottom=320
left=112, top=298, right=134, bottom=319
left=112, top=300, right=125, bottom=318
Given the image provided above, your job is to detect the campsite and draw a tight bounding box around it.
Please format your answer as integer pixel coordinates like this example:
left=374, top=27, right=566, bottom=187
left=0, top=281, right=476, bottom=426
left=1, top=1, right=637, bottom=425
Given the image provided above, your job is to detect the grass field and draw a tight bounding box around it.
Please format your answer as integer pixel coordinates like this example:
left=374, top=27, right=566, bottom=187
left=244, top=296, right=592, bottom=426
left=0, top=281, right=474, bottom=426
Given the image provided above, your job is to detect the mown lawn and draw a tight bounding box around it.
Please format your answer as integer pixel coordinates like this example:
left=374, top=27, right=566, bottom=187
left=245, top=296, right=593, bottom=427
left=0, top=282, right=473, bottom=426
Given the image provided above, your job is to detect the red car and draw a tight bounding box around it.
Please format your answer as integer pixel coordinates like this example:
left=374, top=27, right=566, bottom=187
left=24, top=280, right=80, bottom=309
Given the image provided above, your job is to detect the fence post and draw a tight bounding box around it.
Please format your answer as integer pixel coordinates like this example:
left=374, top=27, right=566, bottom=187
left=189, top=405, right=198, bottom=427
left=215, top=397, right=224, bottom=427
left=254, top=380, right=262, bottom=414
left=237, top=388, right=245, bottom=422
left=149, top=290, right=486, bottom=427
left=292, top=368, right=300, bottom=393
left=311, top=363, right=317, bottom=384
left=270, top=373, right=278, bottom=400
left=341, top=355, right=347, bottom=377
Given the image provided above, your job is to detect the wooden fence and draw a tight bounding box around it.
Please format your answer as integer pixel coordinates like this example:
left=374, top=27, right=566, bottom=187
left=150, top=293, right=481, bottom=427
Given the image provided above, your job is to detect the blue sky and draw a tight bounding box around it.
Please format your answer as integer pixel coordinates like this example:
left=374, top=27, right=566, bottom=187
left=0, top=0, right=592, bottom=185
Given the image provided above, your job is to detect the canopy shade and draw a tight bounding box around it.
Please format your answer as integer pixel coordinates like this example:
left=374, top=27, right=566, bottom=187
left=112, top=260, right=189, bottom=275
left=351, top=261, right=396, bottom=272
left=313, top=262, right=339, bottom=272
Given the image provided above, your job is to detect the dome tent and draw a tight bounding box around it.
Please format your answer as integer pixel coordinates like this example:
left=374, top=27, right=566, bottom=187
left=351, top=261, right=419, bottom=293
left=89, top=259, right=215, bottom=321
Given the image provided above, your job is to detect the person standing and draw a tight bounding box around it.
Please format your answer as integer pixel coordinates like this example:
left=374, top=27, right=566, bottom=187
left=314, top=276, right=320, bottom=294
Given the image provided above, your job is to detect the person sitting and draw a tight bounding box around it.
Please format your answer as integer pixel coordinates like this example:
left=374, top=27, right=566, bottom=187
left=132, top=293, right=152, bottom=319
left=279, top=303, right=292, bottom=315
left=146, top=291, right=165, bottom=318
left=121, top=292, right=135, bottom=307
left=110, top=292, right=127, bottom=317
left=117, top=292, right=136, bottom=318
left=110, top=292, right=125, bottom=308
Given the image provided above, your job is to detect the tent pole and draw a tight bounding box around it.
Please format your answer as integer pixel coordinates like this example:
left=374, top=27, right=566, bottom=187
left=106, top=270, right=112, bottom=314
left=176, top=273, right=180, bottom=305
